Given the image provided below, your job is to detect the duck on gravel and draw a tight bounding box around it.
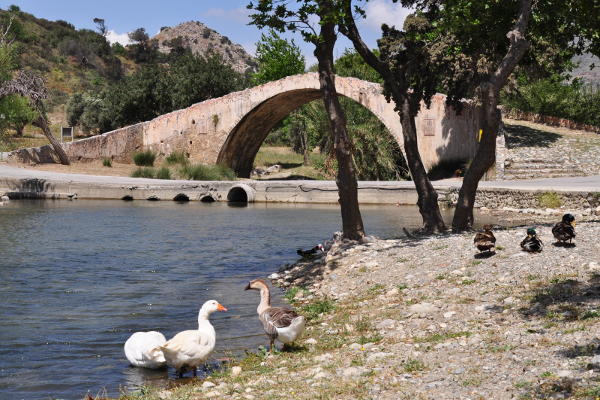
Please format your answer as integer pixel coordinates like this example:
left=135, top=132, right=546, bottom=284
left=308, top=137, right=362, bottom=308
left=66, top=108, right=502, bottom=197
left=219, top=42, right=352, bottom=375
left=159, top=300, right=227, bottom=378
left=520, top=228, right=544, bottom=253
left=245, top=278, right=305, bottom=351
left=297, top=244, right=324, bottom=258
left=124, top=331, right=167, bottom=369
left=552, top=213, right=576, bottom=245
left=474, top=224, right=496, bottom=254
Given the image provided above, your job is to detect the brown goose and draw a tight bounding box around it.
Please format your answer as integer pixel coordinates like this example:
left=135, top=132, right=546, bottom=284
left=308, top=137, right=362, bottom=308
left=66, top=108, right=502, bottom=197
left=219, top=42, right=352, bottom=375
left=474, top=224, right=496, bottom=254
left=244, top=279, right=305, bottom=351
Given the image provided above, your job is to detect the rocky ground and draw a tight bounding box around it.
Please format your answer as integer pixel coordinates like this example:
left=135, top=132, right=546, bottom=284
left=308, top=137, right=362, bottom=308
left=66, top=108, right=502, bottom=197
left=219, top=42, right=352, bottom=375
left=503, top=120, right=600, bottom=179
left=131, top=220, right=600, bottom=400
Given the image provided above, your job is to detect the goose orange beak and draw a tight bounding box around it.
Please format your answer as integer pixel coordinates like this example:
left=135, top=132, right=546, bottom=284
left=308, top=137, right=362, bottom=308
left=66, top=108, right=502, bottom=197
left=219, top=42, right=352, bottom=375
left=217, top=303, right=228, bottom=312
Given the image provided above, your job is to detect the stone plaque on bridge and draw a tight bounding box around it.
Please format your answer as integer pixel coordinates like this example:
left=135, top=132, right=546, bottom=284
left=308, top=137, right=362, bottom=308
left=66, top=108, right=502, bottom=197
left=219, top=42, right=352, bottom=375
left=61, top=126, right=73, bottom=142
left=423, top=118, right=435, bottom=136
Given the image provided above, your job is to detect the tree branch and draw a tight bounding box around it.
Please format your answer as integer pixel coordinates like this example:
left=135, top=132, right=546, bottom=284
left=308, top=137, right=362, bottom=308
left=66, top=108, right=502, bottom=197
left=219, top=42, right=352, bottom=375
left=491, top=0, right=533, bottom=89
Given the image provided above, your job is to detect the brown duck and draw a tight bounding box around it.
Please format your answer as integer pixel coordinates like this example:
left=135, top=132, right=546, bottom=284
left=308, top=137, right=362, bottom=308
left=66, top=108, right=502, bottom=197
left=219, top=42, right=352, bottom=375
left=474, top=224, right=496, bottom=254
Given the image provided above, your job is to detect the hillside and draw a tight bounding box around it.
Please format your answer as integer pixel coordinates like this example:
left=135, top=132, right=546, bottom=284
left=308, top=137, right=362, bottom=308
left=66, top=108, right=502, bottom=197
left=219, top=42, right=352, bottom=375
left=154, top=21, right=257, bottom=74
left=571, top=53, right=600, bottom=86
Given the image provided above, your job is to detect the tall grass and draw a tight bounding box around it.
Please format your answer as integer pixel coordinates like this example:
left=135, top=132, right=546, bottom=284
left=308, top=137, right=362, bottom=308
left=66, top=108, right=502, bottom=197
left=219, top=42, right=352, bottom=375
left=133, top=150, right=156, bottom=166
left=130, top=167, right=156, bottom=178
left=538, top=191, right=562, bottom=208
left=165, top=151, right=189, bottom=166
left=102, top=157, right=112, bottom=167
left=179, top=164, right=236, bottom=181
left=154, top=167, right=171, bottom=180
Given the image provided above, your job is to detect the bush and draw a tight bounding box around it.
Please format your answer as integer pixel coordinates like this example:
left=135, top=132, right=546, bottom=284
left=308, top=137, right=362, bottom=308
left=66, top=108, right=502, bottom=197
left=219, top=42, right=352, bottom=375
left=130, top=167, right=156, bottom=178
left=179, top=164, right=236, bottom=181
left=102, top=157, right=112, bottom=167
left=538, top=191, right=562, bottom=208
left=154, top=167, right=171, bottom=180
left=165, top=151, right=188, bottom=165
left=133, top=150, right=156, bottom=166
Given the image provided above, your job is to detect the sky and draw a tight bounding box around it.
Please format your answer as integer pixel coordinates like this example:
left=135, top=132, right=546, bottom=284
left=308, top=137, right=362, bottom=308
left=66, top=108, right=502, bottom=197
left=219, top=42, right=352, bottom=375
left=0, top=0, right=412, bottom=66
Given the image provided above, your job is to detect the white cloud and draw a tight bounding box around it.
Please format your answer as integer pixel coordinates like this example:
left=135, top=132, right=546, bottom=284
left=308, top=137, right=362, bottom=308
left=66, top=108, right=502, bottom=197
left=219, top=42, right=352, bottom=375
left=202, top=7, right=251, bottom=23
left=362, top=0, right=412, bottom=31
left=106, top=30, right=132, bottom=46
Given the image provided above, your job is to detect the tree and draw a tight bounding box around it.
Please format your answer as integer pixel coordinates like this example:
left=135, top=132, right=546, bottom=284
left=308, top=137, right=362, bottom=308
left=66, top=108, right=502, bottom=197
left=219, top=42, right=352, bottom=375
left=252, top=29, right=306, bottom=85
left=93, top=18, right=107, bottom=37
left=340, top=0, right=447, bottom=233
left=249, top=0, right=366, bottom=240
left=398, top=0, right=600, bottom=231
left=0, top=94, right=37, bottom=136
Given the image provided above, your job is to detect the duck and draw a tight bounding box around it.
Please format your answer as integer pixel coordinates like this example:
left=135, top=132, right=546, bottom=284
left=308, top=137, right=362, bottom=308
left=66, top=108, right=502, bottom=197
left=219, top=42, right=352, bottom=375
left=124, top=331, right=167, bottom=369
left=297, top=244, right=324, bottom=257
left=245, top=278, right=305, bottom=351
left=474, top=224, right=496, bottom=254
left=159, top=300, right=227, bottom=378
left=552, top=213, right=576, bottom=245
left=520, top=227, right=543, bottom=253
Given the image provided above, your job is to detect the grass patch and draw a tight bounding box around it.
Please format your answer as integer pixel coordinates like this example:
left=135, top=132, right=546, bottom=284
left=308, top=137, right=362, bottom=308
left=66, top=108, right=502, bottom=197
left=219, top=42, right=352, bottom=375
left=131, top=167, right=156, bottom=178
left=581, top=309, right=600, bottom=320
left=154, top=167, right=171, bottom=180
left=538, top=191, right=562, bottom=208
left=414, top=331, right=471, bottom=344
left=133, top=150, right=156, bottom=166
left=165, top=151, right=189, bottom=165
left=301, top=299, right=335, bottom=321
left=403, top=358, right=426, bottom=372
left=358, top=334, right=383, bottom=344
left=102, top=157, right=112, bottom=167
left=179, top=163, right=236, bottom=181
left=461, top=279, right=476, bottom=285
left=367, top=284, right=386, bottom=294
left=396, top=283, right=408, bottom=290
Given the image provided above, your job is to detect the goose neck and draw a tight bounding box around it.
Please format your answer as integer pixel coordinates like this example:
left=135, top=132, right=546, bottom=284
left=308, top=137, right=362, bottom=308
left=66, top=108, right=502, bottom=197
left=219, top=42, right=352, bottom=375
left=257, top=287, right=271, bottom=314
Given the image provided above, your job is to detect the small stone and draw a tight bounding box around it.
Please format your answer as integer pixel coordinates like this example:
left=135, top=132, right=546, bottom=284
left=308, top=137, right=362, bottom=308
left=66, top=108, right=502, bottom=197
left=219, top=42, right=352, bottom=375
left=386, top=288, right=399, bottom=297
left=231, top=366, right=242, bottom=376
left=1, top=195, right=9, bottom=201
left=305, top=338, right=317, bottom=345
left=314, top=371, right=330, bottom=379
left=375, top=319, right=395, bottom=329
left=556, top=370, right=572, bottom=378
left=366, top=352, right=391, bottom=363
left=205, top=391, right=221, bottom=398
left=451, top=367, right=465, bottom=374
left=268, top=273, right=280, bottom=279
left=409, top=302, right=437, bottom=314
left=341, top=366, right=368, bottom=377
left=443, top=311, right=456, bottom=319
left=202, top=381, right=216, bottom=388
left=349, top=343, right=362, bottom=350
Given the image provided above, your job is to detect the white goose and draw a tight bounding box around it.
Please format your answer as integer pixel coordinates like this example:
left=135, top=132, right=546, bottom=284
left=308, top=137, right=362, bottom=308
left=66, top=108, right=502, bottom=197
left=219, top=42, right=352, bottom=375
left=245, top=278, right=305, bottom=351
left=124, top=331, right=167, bottom=369
left=160, top=300, right=227, bottom=377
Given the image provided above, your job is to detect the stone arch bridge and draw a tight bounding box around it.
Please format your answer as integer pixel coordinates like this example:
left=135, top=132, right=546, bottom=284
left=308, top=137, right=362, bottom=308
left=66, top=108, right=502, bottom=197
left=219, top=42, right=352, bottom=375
left=10, top=73, right=480, bottom=177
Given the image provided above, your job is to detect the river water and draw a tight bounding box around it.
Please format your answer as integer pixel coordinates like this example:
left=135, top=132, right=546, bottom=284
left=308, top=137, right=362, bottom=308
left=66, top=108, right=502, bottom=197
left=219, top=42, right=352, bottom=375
left=0, top=200, right=495, bottom=399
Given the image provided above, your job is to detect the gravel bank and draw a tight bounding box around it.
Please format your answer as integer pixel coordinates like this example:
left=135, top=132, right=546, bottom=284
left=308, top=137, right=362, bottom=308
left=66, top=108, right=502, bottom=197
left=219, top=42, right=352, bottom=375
left=128, top=221, right=600, bottom=400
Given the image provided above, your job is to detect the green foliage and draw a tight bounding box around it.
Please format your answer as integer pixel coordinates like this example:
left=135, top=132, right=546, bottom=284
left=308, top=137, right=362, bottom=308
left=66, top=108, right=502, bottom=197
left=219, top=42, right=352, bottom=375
left=538, top=192, right=562, bottom=209
left=132, top=150, right=156, bottom=167
left=102, top=157, right=112, bottom=167
left=403, top=358, right=426, bottom=373
left=130, top=167, right=156, bottom=178
left=335, top=49, right=382, bottom=84
left=164, top=151, right=189, bottom=166
left=0, top=94, right=38, bottom=136
left=301, top=299, right=335, bottom=321
left=251, top=29, right=305, bottom=85
left=502, top=76, right=600, bottom=127
left=179, top=163, right=236, bottom=181
left=154, top=166, right=171, bottom=180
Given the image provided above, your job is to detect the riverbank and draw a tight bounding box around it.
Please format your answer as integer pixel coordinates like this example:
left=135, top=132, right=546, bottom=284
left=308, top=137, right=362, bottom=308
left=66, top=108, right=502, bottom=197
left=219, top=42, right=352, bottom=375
left=124, top=221, right=600, bottom=400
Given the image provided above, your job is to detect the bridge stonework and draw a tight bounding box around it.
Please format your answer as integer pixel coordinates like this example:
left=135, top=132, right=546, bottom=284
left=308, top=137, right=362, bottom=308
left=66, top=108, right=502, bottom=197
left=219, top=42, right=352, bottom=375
left=9, top=73, right=481, bottom=177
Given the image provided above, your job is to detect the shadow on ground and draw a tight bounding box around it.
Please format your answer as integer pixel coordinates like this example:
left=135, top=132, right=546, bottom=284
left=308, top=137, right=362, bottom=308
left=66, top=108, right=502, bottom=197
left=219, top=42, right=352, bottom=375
left=505, top=123, right=561, bottom=148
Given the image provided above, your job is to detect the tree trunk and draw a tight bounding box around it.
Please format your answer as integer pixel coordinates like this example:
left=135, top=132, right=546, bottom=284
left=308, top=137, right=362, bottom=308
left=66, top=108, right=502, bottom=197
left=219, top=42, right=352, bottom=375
left=15, top=124, right=24, bottom=137
left=301, top=128, right=309, bottom=166
left=400, top=99, right=446, bottom=232
left=451, top=84, right=499, bottom=231
left=340, top=1, right=446, bottom=233
left=35, top=115, right=70, bottom=165
left=451, top=0, right=532, bottom=232
left=315, top=18, right=365, bottom=240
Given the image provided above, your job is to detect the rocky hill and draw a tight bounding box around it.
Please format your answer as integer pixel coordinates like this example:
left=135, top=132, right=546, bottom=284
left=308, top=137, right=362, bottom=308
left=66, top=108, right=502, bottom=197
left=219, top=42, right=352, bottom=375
left=153, top=21, right=257, bottom=74
left=571, top=53, right=600, bottom=86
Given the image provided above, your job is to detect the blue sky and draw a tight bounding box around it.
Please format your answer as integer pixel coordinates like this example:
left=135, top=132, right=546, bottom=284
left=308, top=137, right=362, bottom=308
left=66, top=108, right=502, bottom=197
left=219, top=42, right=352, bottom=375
left=0, top=0, right=411, bottom=66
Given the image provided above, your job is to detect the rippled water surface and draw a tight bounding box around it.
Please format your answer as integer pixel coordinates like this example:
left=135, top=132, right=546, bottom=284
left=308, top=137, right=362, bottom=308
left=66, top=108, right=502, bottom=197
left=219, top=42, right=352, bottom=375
left=0, top=200, right=494, bottom=399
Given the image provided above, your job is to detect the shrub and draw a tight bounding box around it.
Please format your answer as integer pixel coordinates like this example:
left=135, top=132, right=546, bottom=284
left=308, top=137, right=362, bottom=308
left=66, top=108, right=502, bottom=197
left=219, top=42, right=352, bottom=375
left=154, top=167, right=171, bottom=180
left=130, top=167, right=156, bottom=178
left=102, top=157, right=112, bottom=167
left=133, top=150, right=156, bottom=166
left=165, top=151, right=188, bottom=166
left=179, top=164, right=236, bottom=181
left=538, top=191, right=562, bottom=208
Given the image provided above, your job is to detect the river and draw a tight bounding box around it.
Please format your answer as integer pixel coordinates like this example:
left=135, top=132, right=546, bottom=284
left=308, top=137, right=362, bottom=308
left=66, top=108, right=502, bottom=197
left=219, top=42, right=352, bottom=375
left=0, top=200, right=495, bottom=399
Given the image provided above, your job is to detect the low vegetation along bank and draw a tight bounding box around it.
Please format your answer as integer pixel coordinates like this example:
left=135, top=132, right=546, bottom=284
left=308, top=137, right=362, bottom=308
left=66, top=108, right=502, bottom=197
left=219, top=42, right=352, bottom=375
left=121, top=221, right=600, bottom=400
